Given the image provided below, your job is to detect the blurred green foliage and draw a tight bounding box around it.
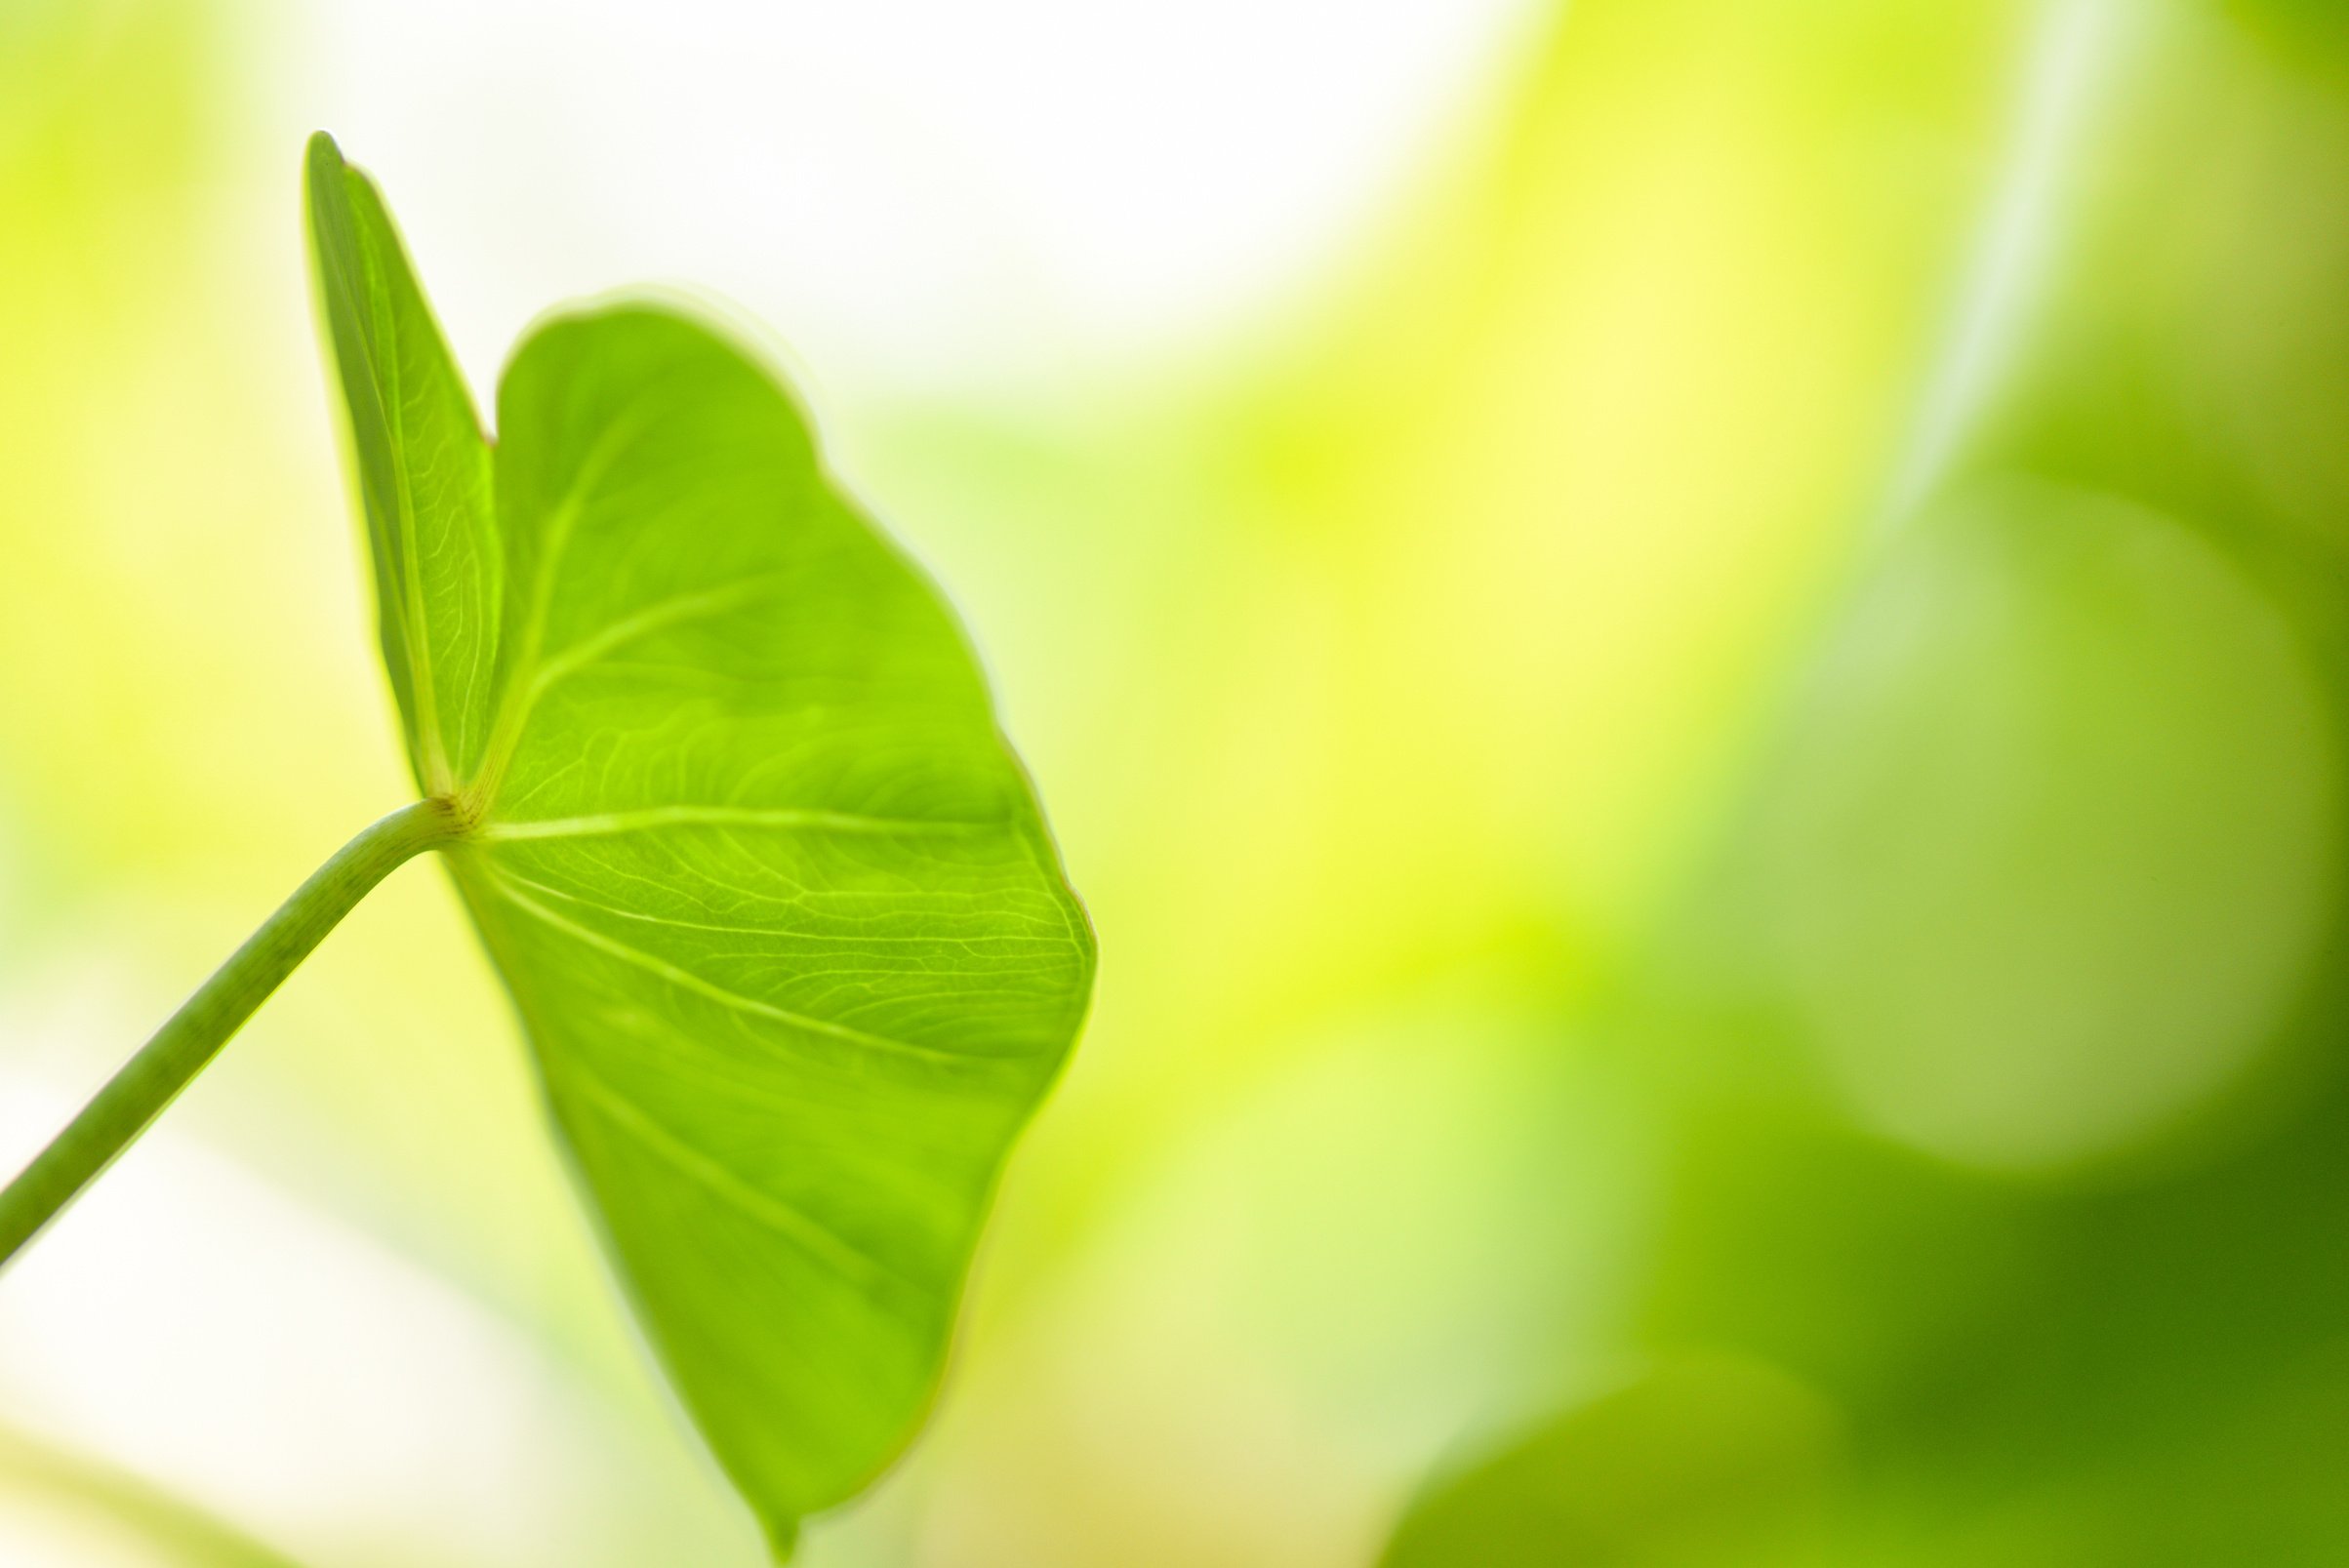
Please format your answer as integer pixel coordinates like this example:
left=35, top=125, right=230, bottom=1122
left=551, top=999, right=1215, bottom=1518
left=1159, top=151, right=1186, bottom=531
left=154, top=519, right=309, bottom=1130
left=1382, top=1360, right=1840, bottom=1568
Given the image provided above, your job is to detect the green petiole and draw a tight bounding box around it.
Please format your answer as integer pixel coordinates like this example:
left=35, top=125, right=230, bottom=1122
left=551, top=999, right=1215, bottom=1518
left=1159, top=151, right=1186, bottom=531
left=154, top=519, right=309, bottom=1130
left=0, top=798, right=468, bottom=1268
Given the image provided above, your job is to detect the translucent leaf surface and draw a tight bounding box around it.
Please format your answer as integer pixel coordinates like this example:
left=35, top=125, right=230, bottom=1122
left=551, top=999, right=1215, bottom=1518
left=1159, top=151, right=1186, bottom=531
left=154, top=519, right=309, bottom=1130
left=305, top=133, right=1095, bottom=1554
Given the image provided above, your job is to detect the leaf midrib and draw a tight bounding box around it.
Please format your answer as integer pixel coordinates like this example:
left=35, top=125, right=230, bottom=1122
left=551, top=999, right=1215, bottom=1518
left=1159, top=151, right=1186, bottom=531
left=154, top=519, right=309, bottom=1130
left=365, top=224, right=454, bottom=795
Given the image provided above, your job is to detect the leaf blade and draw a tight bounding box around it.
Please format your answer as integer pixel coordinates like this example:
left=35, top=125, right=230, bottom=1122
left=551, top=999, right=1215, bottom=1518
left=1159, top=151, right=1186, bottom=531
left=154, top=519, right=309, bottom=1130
left=304, top=132, right=501, bottom=790
left=307, top=162, right=1093, bottom=1552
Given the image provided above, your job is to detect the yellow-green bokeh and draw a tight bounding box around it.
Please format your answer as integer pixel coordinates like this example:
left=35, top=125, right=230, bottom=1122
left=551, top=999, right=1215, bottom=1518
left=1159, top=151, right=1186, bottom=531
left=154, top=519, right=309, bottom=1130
left=8, top=2, right=2349, bottom=1564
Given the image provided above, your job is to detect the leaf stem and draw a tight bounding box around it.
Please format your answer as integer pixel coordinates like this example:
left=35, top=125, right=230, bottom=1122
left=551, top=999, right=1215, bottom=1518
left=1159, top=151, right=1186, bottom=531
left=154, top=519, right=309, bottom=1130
left=0, top=798, right=467, bottom=1270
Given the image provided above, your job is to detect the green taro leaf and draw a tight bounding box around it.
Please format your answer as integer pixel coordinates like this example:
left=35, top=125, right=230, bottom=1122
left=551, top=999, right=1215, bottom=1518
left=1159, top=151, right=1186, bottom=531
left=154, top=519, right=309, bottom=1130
left=304, top=133, right=1095, bottom=1555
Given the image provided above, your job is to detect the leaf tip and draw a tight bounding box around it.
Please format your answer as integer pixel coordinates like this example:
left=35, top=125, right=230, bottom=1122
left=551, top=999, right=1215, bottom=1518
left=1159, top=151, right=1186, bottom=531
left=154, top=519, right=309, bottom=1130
left=304, top=130, right=349, bottom=200
left=303, top=132, right=351, bottom=244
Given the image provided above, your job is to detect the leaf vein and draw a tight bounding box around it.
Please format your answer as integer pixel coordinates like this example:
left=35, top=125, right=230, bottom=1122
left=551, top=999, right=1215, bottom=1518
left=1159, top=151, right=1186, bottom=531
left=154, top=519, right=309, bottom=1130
left=557, top=1059, right=914, bottom=1295
left=479, top=804, right=1000, bottom=843
left=485, top=872, right=1000, bottom=1067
